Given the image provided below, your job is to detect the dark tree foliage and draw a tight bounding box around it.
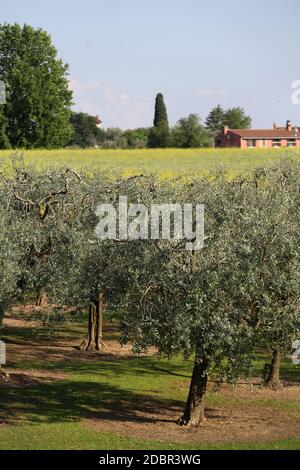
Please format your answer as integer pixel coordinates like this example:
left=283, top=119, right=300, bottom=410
left=148, top=93, right=170, bottom=148
left=153, top=93, right=169, bottom=127
left=205, top=105, right=252, bottom=134
left=101, top=127, right=128, bottom=149
left=205, top=104, right=225, bottom=134
left=69, top=112, right=104, bottom=148
left=223, top=107, right=252, bottom=129
left=171, top=114, right=213, bottom=147
left=123, top=128, right=150, bottom=148
left=148, top=124, right=170, bottom=148
left=0, top=109, right=10, bottom=148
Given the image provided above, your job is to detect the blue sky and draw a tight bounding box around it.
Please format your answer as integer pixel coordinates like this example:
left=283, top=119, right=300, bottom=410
left=2, top=0, right=300, bottom=129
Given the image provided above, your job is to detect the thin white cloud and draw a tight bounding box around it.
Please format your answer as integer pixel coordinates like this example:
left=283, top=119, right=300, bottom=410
left=78, top=100, right=100, bottom=116
left=194, top=89, right=214, bottom=98
left=69, top=78, right=151, bottom=128
left=194, top=89, right=230, bottom=99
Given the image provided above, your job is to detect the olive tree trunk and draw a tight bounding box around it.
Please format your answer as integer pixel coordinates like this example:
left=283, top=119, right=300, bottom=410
left=80, top=293, right=106, bottom=351
left=0, top=303, right=9, bottom=380
left=36, top=288, right=47, bottom=307
left=266, top=350, right=281, bottom=388
left=177, top=355, right=209, bottom=427
left=0, top=302, right=4, bottom=327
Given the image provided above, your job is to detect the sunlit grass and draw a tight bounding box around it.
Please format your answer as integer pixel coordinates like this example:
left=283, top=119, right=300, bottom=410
left=0, top=422, right=299, bottom=450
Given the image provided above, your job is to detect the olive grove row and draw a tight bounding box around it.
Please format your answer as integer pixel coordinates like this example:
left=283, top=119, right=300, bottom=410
left=0, top=155, right=299, bottom=426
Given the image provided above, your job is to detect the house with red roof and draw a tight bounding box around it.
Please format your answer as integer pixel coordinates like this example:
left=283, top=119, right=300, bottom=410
left=216, top=121, right=300, bottom=148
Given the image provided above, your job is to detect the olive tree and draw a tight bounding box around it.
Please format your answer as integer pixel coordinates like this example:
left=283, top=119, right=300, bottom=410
left=119, top=175, right=256, bottom=426
left=56, top=174, right=158, bottom=351
left=230, top=163, right=300, bottom=387
left=0, top=207, right=25, bottom=326
left=119, top=161, right=300, bottom=424
left=0, top=157, right=90, bottom=310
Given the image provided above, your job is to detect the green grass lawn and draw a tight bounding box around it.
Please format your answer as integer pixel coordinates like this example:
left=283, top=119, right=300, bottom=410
left=0, top=312, right=299, bottom=450
left=1, top=147, right=300, bottom=178
left=1, top=423, right=299, bottom=451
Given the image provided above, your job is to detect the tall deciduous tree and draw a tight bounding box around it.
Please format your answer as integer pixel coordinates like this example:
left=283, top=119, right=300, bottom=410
left=0, top=23, right=73, bottom=148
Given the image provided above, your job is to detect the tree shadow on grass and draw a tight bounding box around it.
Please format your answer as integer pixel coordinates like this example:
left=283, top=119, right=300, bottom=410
left=46, top=358, right=191, bottom=379
left=0, top=377, right=185, bottom=426
left=1, top=326, right=48, bottom=345
left=6, top=345, right=192, bottom=380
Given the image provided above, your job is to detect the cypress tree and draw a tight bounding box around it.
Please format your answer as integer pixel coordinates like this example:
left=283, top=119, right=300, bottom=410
left=153, top=93, right=169, bottom=127
left=148, top=93, right=170, bottom=148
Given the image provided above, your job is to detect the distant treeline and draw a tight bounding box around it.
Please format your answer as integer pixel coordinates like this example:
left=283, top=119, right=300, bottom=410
left=69, top=102, right=252, bottom=149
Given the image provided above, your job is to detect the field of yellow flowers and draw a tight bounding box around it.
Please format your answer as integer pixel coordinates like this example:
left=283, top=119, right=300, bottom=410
left=0, top=147, right=299, bottom=178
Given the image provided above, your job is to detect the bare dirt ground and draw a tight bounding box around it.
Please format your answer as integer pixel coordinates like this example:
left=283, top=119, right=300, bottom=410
left=85, top=401, right=300, bottom=445
left=3, top=309, right=140, bottom=366
left=1, top=309, right=300, bottom=445
left=84, top=378, right=300, bottom=445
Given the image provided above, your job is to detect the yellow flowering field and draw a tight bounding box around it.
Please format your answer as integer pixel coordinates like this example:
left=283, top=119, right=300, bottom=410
left=0, top=147, right=299, bottom=178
